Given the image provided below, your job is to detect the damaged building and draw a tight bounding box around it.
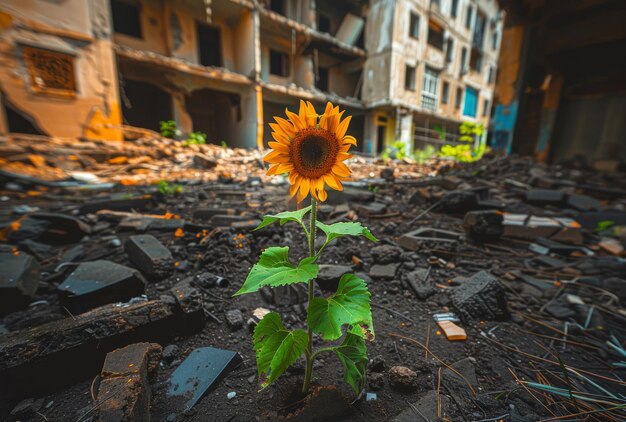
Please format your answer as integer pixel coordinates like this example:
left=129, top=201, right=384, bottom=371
left=493, top=0, right=626, bottom=167
left=0, top=0, right=502, bottom=152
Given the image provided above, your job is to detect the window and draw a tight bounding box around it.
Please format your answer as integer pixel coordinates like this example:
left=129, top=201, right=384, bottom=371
left=445, top=38, right=454, bottom=63
left=270, top=0, right=286, bottom=15
left=463, top=86, right=478, bottom=117
left=197, top=23, right=222, bottom=67
left=430, top=0, right=441, bottom=10
left=421, top=66, right=439, bottom=112
left=409, top=12, right=420, bottom=39
left=427, top=21, right=444, bottom=50
left=318, top=14, right=331, bottom=33
left=317, top=67, right=329, bottom=91
left=465, top=5, right=473, bottom=29
left=451, top=0, right=459, bottom=18
left=472, top=11, right=486, bottom=49
left=470, top=48, right=483, bottom=72
left=111, top=0, right=142, bottom=38
left=23, top=46, right=77, bottom=97
left=455, top=87, right=462, bottom=109
left=482, top=98, right=489, bottom=117
left=270, top=49, right=290, bottom=76
left=442, top=82, right=450, bottom=104
left=487, top=65, right=495, bottom=84
left=405, top=65, right=416, bottom=91
left=460, top=47, right=468, bottom=74
left=491, top=31, right=498, bottom=50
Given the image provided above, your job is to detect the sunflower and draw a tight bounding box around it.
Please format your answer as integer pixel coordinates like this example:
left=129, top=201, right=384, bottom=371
left=264, top=100, right=356, bottom=203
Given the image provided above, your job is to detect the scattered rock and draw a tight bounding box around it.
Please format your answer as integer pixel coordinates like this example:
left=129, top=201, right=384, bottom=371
left=388, top=366, right=419, bottom=390
left=370, top=244, right=403, bottom=264
left=225, top=309, right=244, bottom=330
left=451, top=271, right=508, bottom=322
left=368, top=372, right=385, bottom=391
left=463, top=210, right=504, bottom=244
left=369, top=263, right=398, bottom=280
left=404, top=268, right=435, bottom=299
left=394, top=389, right=452, bottom=421
left=369, top=355, right=386, bottom=373
left=8, top=212, right=91, bottom=245
left=316, top=264, right=352, bottom=292
left=162, top=344, right=180, bottom=365
left=0, top=252, right=40, bottom=314
left=125, top=234, right=174, bottom=279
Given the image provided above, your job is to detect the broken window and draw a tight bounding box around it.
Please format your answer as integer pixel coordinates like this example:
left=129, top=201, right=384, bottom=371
left=482, top=98, right=489, bottom=117
left=270, top=0, right=286, bottom=15
left=120, top=79, right=172, bottom=132
left=465, top=5, right=473, bottom=29
left=470, top=47, right=483, bottom=72
left=463, top=86, right=478, bottom=117
left=317, top=13, right=331, bottom=33
left=427, top=21, right=444, bottom=50
left=409, top=12, right=420, bottom=39
left=442, top=81, right=450, bottom=104
left=269, top=50, right=290, bottom=77
left=460, top=47, right=468, bottom=75
left=111, top=0, right=142, bottom=39
left=23, top=46, right=77, bottom=97
left=405, top=65, right=416, bottom=91
left=421, top=67, right=439, bottom=112
left=472, top=11, right=486, bottom=49
left=491, top=31, right=498, bottom=50
left=451, top=0, right=459, bottom=18
left=317, top=67, right=329, bottom=92
left=455, top=87, right=462, bottom=109
left=197, top=23, right=222, bottom=67
left=445, top=38, right=454, bottom=63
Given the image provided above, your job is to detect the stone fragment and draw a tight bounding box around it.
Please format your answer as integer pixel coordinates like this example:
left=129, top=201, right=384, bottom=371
left=394, top=390, right=451, bottom=421
left=192, top=153, right=217, bottom=169
left=567, top=194, right=602, bottom=212
left=353, top=202, right=387, bottom=216
left=225, top=309, right=244, bottom=330
left=79, top=194, right=154, bottom=214
left=451, top=271, right=508, bottom=322
left=440, top=357, right=478, bottom=409
left=388, top=366, right=418, bottom=390
left=368, top=355, right=386, bottom=373
left=316, top=264, right=352, bottom=292
left=193, top=208, right=235, bottom=221
left=525, top=189, right=565, bottom=206
left=327, top=186, right=374, bottom=205
left=95, top=342, right=162, bottom=422
left=398, top=228, right=462, bottom=251
left=125, top=234, right=173, bottom=279
left=370, top=244, right=403, bottom=264
left=169, top=281, right=205, bottom=333
left=380, top=167, right=395, bottom=181
left=404, top=268, right=434, bottom=300
left=0, top=252, right=40, bottom=313
left=8, top=212, right=91, bottom=245
left=369, top=263, right=398, bottom=280
left=162, top=344, right=180, bottom=365
left=0, top=299, right=184, bottom=397
left=441, top=176, right=463, bottom=190
left=463, top=210, right=503, bottom=244
left=167, top=347, right=242, bottom=411
left=210, top=214, right=248, bottom=227
left=368, top=373, right=385, bottom=391
left=57, top=260, right=147, bottom=313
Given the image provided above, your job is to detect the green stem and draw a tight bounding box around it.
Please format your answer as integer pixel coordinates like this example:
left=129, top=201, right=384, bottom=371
left=302, top=197, right=317, bottom=394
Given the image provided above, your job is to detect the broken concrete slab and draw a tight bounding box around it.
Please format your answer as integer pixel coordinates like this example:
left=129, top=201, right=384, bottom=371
left=192, top=207, right=235, bottom=221
left=118, top=216, right=184, bottom=232
left=394, top=389, right=452, bottom=421
left=503, top=214, right=581, bottom=242
left=125, top=234, right=173, bottom=279
left=463, top=210, right=504, bottom=244
left=452, top=271, right=508, bottom=322
left=440, top=357, right=479, bottom=409
left=398, top=228, right=463, bottom=251
left=225, top=309, right=244, bottom=330
left=210, top=214, right=249, bottom=227
left=566, top=194, right=602, bottom=212
left=167, top=347, right=242, bottom=411
left=326, top=186, right=374, bottom=205
left=370, top=244, right=403, bottom=264
left=78, top=194, right=154, bottom=215
left=8, top=212, right=91, bottom=245
left=403, top=268, right=434, bottom=300
left=0, top=298, right=186, bottom=398
left=57, top=260, right=147, bottom=313
left=169, top=281, right=205, bottom=333
left=95, top=343, right=162, bottom=422
left=0, top=252, right=40, bottom=314
left=369, top=263, right=399, bottom=280
left=353, top=202, right=387, bottom=216
left=316, top=264, right=352, bottom=292
left=525, top=189, right=565, bottom=206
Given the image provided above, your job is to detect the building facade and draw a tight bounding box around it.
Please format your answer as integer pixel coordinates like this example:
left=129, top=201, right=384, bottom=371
left=0, top=0, right=502, bottom=154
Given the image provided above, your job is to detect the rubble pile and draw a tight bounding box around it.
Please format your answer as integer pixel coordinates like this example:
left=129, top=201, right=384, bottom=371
left=1, top=145, right=626, bottom=421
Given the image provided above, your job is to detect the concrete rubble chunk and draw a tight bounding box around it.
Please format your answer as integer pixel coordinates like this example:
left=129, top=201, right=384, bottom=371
left=403, top=268, right=434, bottom=300
left=316, top=264, right=352, bottom=292
left=370, top=244, right=403, bottom=264
left=79, top=194, right=154, bottom=215
left=369, top=263, right=398, bottom=280
left=167, top=347, right=242, bottom=411
left=225, top=309, right=244, bottom=330
left=353, top=202, right=387, bottom=216
left=0, top=298, right=191, bottom=398
left=169, top=280, right=205, bottom=333
left=452, top=271, right=508, bottom=322
left=525, top=189, right=565, bottom=206
left=193, top=208, right=235, bottom=221
left=464, top=210, right=504, bottom=244
left=398, top=228, right=462, bottom=251
left=388, top=366, right=418, bottom=390
left=210, top=214, right=249, bottom=227
left=95, top=343, right=163, bottom=422
left=394, top=390, right=451, bottom=421
left=57, top=260, right=147, bottom=313
left=0, top=252, right=40, bottom=314
left=8, top=212, right=91, bottom=245
left=125, top=234, right=174, bottom=279
left=566, top=194, right=602, bottom=212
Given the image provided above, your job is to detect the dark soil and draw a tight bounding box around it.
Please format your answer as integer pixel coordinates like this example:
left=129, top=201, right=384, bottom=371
left=2, top=155, right=626, bottom=421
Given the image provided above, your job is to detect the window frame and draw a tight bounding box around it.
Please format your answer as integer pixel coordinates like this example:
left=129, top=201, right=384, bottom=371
left=421, top=66, right=440, bottom=112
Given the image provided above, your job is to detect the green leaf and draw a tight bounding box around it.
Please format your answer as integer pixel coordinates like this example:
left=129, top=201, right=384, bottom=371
left=335, top=332, right=368, bottom=394
left=234, top=247, right=318, bottom=296
left=255, top=206, right=312, bottom=231
left=316, top=221, right=378, bottom=244
left=308, top=274, right=374, bottom=341
left=253, top=312, right=308, bottom=387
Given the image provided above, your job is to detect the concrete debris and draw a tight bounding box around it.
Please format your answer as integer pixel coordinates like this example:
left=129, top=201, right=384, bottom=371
left=125, top=234, right=174, bottom=279
left=388, top=366, right=419, bottom=390
left=0, top=252, right=40, bottom=314
left=451, top=271, right=508, bottom=322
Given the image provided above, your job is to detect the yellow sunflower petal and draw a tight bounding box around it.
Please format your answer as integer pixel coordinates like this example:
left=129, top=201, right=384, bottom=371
left=317, top=187, right=328, bottom=202
left=332, top=161, right=351, bottom=177
left=335, top=115, right=352, bottom=139
left=274, top=117, right=295, bottom=138
left=289, top=183, right=298, bottom=198
left=268, top=141, right=289, bottom=153
left=267, top=164, right=279, bottom=175
left=343, top=135, right=357, bottom=146
left=339, top=144, right=352, bottom=153
left=276, top=162, right=294, bottom=173
left=337, top=152, right=353, bottom=161
left=323, top=174, right=343, bottom=191
left=327, top=110, right=345, bottom=134
left=285, top=109, right=305, bottom=132
left=271, top=131, right=291, bottom=145
left=296, top=178, right=310, bottom=203
left=264, top=150, right=288, bottom=163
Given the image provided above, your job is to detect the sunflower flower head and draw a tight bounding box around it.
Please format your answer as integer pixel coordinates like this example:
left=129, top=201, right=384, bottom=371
left=264, top=100, right=356, bottom=202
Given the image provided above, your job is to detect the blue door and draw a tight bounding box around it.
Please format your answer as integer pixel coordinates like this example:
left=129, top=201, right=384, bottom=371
left=463, top=87, right=478, bottom=117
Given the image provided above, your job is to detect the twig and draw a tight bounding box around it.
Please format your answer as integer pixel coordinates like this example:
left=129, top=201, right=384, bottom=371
left=425, top=321, right=431, bottom=360
left=408, top=199, right=443, bottom=225
left=371, top=302, right=418, bottom=325
left=406, top=400, right=429, bottom=422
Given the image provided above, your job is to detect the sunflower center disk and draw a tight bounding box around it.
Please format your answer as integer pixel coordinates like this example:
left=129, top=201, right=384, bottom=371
left=291, top=129, right=338, bottom=178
